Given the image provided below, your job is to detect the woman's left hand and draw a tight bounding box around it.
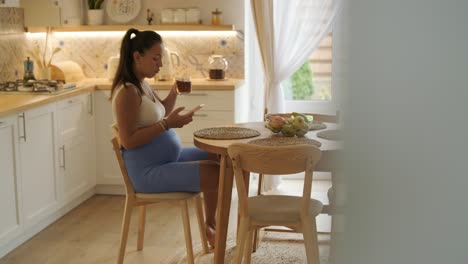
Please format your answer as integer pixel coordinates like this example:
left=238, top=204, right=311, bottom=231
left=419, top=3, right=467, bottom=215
left=170, top=83, right=178, bottom=96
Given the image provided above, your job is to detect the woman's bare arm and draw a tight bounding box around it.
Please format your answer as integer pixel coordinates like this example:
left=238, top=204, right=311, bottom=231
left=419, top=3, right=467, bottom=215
left=160, top=83, right=178, bottom=116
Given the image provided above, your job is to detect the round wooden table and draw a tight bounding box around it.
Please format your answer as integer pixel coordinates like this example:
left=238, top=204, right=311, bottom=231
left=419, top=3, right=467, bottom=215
left=194, top=122, right=342, bottom=264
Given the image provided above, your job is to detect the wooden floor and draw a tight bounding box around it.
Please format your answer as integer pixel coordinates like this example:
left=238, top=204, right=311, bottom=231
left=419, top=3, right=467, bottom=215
left=0, top=179, right=331, bottom=264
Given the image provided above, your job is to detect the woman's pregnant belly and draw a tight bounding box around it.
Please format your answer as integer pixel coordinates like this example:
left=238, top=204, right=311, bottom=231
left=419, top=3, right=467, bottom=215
left=122, top=129, right=182, bottom=170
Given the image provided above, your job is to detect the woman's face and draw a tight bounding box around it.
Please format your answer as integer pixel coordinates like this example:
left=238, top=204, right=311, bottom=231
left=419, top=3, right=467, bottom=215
left=134, top=42, right=163, bottom=79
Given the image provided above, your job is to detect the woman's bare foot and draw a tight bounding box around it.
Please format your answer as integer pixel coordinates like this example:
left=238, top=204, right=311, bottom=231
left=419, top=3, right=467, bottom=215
left=205, top=223, right=216, bottom=248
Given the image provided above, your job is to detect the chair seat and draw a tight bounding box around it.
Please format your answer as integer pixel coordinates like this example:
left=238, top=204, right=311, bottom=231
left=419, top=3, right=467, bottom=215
left=135, top=192, right=199, bottom=202
left=247, top=195, right=323, bottom=225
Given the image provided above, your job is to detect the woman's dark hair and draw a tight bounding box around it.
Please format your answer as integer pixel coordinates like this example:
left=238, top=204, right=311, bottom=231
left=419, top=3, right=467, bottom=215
left=110, top=28, right=162, bottom=100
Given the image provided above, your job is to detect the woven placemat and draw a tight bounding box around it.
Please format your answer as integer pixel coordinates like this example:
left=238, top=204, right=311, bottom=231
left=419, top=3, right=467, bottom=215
left=194, top=127, right=260, bottom=140
left=309, top=121, right=327, bottom=131
left=248, top=136, right=321, bottom=147
left=317, top=129, right=341, bottom=140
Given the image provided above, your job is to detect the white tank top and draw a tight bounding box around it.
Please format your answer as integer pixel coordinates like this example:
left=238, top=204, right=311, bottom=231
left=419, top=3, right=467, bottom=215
left=112, top=81, right=166, bottom=128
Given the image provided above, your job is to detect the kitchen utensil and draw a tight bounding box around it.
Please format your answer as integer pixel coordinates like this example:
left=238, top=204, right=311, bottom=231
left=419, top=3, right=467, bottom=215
left=23, top=57, right=35, bottom=81
left=175, top=76, right=192, bottom=94
left=208, top=54, right=228, bottom=80
left=52, top=60, right=85, bottom=83
left=156, top=47, right=180, bottom=81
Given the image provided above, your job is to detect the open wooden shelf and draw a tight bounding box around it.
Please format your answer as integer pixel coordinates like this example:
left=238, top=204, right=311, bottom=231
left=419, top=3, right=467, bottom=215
left=25, top=24, right=235, bottom=33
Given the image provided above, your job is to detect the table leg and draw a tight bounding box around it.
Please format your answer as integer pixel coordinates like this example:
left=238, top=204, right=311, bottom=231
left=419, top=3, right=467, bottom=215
left=214, top=155, right=234, bottom=264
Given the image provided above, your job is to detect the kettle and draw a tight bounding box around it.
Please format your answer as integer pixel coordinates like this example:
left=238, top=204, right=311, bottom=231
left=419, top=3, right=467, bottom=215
left=208, top=54, right=228, bottom=80
left=107, top=55, right=120, bottom=81
left=156, top=46, right=180, bottom=81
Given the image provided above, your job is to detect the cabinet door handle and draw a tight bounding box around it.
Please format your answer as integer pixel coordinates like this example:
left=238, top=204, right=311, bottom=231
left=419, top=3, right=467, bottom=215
left=88, top=93, right=93, bottom=115
left=67, top=98, right=79, bottom=104
left=193, top=114, right=208, bottom=117
left=60, top=145, right=66, bottom=169
left=186, top=92, right=208, bottom=96
left=19, top=113, right=26, bottom=142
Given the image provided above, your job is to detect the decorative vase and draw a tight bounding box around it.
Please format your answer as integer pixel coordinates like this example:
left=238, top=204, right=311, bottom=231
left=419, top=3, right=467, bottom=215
left=87, top=9, right=104, bottom=25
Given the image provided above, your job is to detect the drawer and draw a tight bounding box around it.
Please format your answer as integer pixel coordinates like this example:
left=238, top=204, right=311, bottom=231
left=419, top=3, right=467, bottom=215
left=155, top=90, right=234, bottom=111
left=172, top=110, right=234, bottom=143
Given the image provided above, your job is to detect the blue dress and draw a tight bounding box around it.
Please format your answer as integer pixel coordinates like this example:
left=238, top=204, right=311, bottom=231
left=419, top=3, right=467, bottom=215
left=122, top=129, right=209, bottom=193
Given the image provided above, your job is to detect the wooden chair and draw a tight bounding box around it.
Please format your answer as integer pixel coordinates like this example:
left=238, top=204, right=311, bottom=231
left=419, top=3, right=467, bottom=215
left=228, top=143, right=323, bottom=264
left=111, top=132, right=209, bottom=264
left=252, top=112, right=339, bottom=250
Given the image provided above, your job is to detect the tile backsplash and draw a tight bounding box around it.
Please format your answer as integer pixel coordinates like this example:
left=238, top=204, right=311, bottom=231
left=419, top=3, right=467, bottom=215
left=26, top=30, right=244, bottom=81
left=0, top=7, right=27, bottom=82
left=0, top=7, right=244, bottom=82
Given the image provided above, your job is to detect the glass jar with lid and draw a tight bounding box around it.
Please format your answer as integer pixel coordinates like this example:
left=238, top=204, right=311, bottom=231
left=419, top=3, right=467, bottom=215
left=208, top=54, right=228, bottom=80
left=211, top=8, right=223, bottom=25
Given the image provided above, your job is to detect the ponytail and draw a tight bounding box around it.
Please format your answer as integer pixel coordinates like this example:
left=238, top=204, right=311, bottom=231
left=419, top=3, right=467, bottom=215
left=110, top=28, right=163, bottom=100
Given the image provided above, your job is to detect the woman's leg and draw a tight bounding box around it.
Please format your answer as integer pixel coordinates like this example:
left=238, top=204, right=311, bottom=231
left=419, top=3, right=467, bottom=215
left=199, top=156, right=219, bottom=247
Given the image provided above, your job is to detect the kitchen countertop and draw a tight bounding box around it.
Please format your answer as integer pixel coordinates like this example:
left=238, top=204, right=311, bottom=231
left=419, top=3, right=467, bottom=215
left=0, top=78, right=244, bottom=118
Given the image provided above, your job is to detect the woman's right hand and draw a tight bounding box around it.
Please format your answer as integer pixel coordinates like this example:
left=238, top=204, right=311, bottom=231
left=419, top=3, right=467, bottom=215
left=165, top=107, right=194, bottom=128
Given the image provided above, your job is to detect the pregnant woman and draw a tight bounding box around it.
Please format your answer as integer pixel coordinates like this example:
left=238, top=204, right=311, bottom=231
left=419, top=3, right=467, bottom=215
left=110, top=28, right=219, bottom=247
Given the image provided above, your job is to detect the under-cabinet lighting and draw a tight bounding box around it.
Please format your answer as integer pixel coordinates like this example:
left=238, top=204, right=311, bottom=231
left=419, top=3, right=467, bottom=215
left=26, top=31, right=237, bottom=38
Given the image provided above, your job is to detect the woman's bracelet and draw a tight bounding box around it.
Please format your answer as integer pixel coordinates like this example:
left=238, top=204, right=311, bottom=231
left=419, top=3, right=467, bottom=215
left=158, top=120, right=167, bottom=131
left=163, top=119, right=169, bottom=130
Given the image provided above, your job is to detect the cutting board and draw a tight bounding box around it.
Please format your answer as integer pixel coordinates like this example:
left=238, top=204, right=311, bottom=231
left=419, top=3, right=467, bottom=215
left=50, top=61, right=85, bottom=83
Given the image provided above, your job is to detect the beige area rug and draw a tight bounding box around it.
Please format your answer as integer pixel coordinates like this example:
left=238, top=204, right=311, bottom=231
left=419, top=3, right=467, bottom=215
left=164, top=231, right=330, bottom=264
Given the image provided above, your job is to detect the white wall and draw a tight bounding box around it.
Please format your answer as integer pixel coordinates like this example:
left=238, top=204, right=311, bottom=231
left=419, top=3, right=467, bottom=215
left=335, top=0, right=468, bottom=264
left=0, top=0, right=20, bottom=7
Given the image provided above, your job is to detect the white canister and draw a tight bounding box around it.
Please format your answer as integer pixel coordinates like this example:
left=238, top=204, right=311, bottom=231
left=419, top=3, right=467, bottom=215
left=173, top=9, right=186, bottom=23
left=186, top=8, right=200, bottom=24
left=107, top=55, right=120, bottom=80
left=161, top=8, right=174, bottom=24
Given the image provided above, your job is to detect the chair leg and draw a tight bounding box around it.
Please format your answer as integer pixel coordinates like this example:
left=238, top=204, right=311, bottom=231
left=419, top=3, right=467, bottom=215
left=252, top=173, right=263, bottom=252
left=243, top=230, right=254, bottom=264
left=194, top=195, right=209, bottom=254
left=117, top=198, right=134, bottom=264
left=137, top=205, right=146, bottom=251
left=234, top=217, right=250, bottom=264
left=302, top=216, right=320, bottom=264
left=181, top=200, right=195, bottom=264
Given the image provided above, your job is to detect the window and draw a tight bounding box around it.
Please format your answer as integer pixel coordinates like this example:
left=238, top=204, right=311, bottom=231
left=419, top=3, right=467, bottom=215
left=283, top=32, right=336, bottom=115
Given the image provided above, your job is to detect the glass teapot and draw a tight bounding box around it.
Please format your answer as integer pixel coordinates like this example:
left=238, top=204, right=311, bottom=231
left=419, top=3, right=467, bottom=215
left=208, top=54, right=228, bottom=80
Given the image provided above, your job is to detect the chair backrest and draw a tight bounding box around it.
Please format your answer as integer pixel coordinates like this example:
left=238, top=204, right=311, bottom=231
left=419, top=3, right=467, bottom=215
left=110, top=124, right=136, bottom=196
left=228, top=143, right=321, bottom=216
left=266, top=111, right=339, bottom=123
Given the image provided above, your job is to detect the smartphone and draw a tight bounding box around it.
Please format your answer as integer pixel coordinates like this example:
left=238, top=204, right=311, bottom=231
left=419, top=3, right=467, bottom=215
left=188, top=104, right=205, bottom=114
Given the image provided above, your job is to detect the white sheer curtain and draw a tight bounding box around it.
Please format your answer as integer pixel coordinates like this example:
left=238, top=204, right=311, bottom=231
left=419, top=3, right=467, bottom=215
left=250, top=0, right=342, bottom=191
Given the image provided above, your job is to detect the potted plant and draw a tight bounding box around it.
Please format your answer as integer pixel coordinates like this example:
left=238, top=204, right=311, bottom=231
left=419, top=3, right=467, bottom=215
left=87, top=0, right=105, bottom=25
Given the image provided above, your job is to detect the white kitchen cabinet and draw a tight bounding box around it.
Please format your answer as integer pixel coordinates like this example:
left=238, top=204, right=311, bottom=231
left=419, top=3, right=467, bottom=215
left=56, top=93, right=95, bottom=205
left=0, top=116, right=22, bottom=245
left=17, top=104, right=59, bottom=226
left=94, top=90, right=122, bottom=186
left=20, top=0, right=61, bottom=27
left=156, top=87, right=248, bottom=146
